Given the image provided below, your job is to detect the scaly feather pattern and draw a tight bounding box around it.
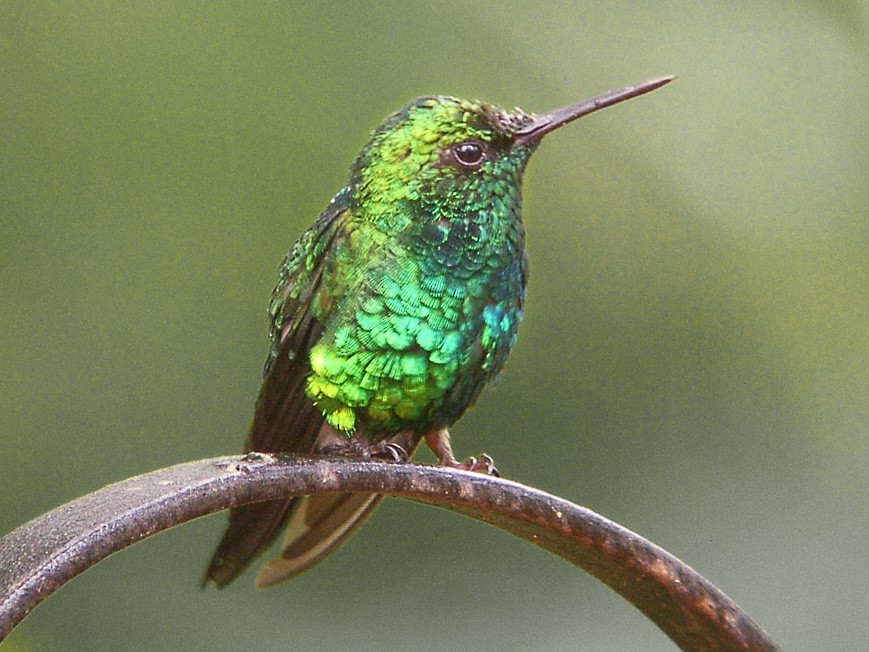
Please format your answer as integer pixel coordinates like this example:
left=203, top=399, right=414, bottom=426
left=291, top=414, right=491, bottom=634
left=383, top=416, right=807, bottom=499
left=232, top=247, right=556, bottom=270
left=304, top=97, right=532, bottom=434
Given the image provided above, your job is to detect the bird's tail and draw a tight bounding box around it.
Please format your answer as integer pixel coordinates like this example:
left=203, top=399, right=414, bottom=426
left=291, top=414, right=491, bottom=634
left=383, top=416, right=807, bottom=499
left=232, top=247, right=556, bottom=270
left=255, top=492, right=383, bottom=587
left=203, top=497, right=294, bottom=588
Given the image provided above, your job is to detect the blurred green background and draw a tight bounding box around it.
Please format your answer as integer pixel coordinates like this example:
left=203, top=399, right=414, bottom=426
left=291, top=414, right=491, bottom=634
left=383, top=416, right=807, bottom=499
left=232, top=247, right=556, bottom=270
left=2, top=2, right=867, bottom=650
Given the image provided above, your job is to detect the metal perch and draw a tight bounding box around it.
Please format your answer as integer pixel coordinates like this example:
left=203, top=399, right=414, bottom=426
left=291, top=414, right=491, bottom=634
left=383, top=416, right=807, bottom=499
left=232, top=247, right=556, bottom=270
left=0, top=455, right=779, bottom=651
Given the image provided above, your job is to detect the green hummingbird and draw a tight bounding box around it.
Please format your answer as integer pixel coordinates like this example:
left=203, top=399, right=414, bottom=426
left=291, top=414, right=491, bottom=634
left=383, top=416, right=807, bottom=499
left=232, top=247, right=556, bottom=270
left=205, top=76, right=674, bottom=588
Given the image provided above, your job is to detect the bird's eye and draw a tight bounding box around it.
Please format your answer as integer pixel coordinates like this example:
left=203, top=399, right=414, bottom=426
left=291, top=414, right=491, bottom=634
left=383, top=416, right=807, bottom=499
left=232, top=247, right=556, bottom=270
left=453, top=141, right=485, bottom=167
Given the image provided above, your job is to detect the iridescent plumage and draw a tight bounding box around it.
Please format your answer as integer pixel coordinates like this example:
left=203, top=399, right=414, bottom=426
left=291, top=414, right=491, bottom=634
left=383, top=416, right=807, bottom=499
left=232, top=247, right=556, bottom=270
left=301, top=97, right=532, bottom=434
left=205, top=78, right=674, bottom=588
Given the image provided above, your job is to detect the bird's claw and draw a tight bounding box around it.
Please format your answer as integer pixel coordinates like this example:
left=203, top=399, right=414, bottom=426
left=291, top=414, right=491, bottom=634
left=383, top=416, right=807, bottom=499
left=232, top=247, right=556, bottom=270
left=321, top=439, right=408, bottom=463
left=378, top=442, right=409, bottom=462
left=457, top=454, right=499, bottom=477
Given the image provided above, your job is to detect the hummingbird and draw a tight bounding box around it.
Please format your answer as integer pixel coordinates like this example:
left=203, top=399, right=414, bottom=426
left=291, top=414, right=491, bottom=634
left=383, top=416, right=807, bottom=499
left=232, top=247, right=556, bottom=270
left=204, top=76, right=674, bottom=588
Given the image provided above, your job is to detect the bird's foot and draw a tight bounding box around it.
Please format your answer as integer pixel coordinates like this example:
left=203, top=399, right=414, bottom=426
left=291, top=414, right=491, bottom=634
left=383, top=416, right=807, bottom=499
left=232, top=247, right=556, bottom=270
left=371, top=441, right=409, bottom=462
left=320, top=438, right=408, bottom=463
left=453, top=454, right=500, bottom=477
left=424, top=426, right=500, bottom=477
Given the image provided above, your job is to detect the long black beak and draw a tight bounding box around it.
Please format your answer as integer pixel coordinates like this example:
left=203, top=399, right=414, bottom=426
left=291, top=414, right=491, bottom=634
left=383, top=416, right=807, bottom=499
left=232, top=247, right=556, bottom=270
left=513, top=75, right=675, bottom=147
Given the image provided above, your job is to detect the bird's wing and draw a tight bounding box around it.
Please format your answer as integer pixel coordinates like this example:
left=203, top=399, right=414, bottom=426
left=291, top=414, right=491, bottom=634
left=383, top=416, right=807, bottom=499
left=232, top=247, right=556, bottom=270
left=204, top=190, right=353, bottom=588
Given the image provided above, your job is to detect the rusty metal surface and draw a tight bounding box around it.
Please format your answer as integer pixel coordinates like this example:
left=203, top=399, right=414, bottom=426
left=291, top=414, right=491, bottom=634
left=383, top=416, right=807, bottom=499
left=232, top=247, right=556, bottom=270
left=0, top=455, right=779, bottom=650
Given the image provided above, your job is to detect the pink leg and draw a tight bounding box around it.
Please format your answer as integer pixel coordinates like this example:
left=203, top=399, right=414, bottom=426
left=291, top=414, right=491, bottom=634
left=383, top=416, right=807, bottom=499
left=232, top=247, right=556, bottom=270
left=424, top=427, right=499, bottom=476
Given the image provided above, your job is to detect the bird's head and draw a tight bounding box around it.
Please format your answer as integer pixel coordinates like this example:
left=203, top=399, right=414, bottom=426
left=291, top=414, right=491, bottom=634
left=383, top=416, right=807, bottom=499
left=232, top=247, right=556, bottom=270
left=348, top=76, right=674, bottom=229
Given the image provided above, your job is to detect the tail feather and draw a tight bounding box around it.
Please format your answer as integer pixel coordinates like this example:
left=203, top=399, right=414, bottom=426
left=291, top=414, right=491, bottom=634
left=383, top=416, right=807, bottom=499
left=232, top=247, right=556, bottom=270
left=204, top=497, right=293, bottom=588
left=255, top=493, right=382, bottom=588
left=253, top=432, right=421, bottom=587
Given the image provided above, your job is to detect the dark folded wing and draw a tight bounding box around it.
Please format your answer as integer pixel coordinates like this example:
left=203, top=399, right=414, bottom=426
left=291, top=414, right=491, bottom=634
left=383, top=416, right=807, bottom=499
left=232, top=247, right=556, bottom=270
left=204, top=191, right=351, bottom=587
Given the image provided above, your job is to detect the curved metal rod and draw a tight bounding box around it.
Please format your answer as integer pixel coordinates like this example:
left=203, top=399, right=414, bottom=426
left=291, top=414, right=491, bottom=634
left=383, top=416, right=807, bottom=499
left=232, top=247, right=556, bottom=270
left=0, top=455, right=779, bottom=651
